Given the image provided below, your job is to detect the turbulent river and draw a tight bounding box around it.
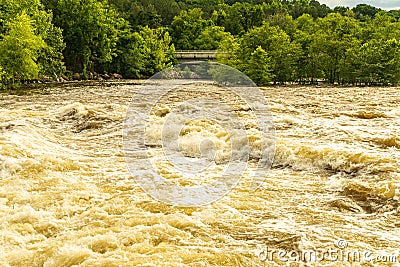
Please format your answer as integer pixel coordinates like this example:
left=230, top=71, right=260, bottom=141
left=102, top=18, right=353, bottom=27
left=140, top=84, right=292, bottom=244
left=0, top=81, right=399, bottom=266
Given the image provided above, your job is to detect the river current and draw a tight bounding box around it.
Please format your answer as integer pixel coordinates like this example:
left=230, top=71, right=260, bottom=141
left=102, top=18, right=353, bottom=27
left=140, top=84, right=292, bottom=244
left=0, top=82, right=399, bottom=266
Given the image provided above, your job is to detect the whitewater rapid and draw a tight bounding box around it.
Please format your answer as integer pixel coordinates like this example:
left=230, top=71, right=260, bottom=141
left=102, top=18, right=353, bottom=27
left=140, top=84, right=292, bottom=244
left=0, top=82, right=399, bottom=266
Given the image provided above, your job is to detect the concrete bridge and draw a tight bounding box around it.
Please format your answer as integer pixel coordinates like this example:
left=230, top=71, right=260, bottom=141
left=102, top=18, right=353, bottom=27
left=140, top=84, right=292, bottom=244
left=175, top=50, right=219, bottom=62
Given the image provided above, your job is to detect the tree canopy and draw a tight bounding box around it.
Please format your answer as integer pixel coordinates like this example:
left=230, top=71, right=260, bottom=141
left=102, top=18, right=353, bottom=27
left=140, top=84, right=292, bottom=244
left=0, top=12, right=46, bottom=87
left=0, top=0, right=399, bottom=88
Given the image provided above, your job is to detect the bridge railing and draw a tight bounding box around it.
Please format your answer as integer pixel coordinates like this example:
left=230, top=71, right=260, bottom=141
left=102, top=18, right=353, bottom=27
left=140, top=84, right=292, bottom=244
left=175, top=50, right=219, bottom=53
left=175, top=50, right=227, bottom=60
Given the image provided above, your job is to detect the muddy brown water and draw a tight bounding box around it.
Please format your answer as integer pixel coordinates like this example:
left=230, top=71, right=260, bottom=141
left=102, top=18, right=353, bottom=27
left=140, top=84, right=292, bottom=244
left=0, top=81, right=399, bottom=266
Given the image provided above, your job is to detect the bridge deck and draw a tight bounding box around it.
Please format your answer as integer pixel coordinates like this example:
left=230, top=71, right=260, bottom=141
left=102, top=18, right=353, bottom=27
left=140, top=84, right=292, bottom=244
left=175, top=50, right=218, bottom=60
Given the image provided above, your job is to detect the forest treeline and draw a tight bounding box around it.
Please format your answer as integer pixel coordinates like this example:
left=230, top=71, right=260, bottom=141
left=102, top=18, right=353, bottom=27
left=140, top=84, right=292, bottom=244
left=0, top=0, right=399, bottom=88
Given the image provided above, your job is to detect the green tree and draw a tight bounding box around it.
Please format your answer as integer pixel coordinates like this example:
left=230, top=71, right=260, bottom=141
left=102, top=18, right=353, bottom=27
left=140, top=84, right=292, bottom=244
left=307, top=0, right=331, bottom=18
left=37, top=23, right=65, bottom=79
left=216, top=2, right=266, bottom=35
left=387, top=10, right=400, bottom=22
left=110, top=26, right=175, bottom=78
left=194, top=25, right=232, bottom=50
left=333, top=6, right=350, bottom=16
left=352, top=4, right=381, bottom=21
left=216, top=34, right=239, bottom=66
left=352, top=39, right=400, bottom=85
left=0, top=66, right=6, bottom=89
left=170, top=8, right=212, bottom=50
left=293, top=14, right=321, bottom=83
left=238, top=22, right=300, bottom=83
left=48, top=0, right=124, bottom=74
left=0, top=12, right=46, bottom=87
left=140, top=27, right=176, bottom=76
left=311, top=13, right=360, bottom=84
left=151, top=0, right=181, bottom=25
left=0, top=0, right=43, bottom=33
left=265, top=13, right=296, bottom=39
left=102, top=0, right=168, bottom=28
left=287, top=0, right=309, bottom=19
left=214, top=4, right=244, bottom=36
left=109, top=30, right=146, bottom=78
left=0, top=0, right=65, bottom=79
left=177, top=0, right=223, bottom=19
left=244, top=46, right=273, bottom=85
